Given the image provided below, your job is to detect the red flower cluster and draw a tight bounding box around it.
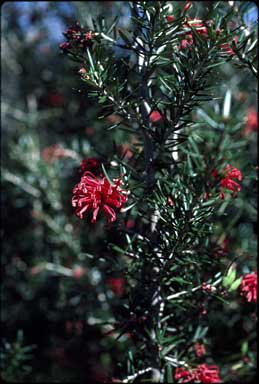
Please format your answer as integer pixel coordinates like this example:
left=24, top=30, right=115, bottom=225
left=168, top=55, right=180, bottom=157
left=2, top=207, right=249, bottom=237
left=243, top=108, right=258, bottom=136
left=212, top=164, right=242, bottom=199
left=60, top=23, right=95, bottom=52
left=79, top=158, right=101, bottom=173
left=180, top=18, right=209, bottom=49
left=194, top=342, right=206, bottom=358
left=240, top=273, right=257, bottom=303
left=72, top=171, right=129, bottom=223
left=175, top=364, right=221, bottom=383
left=107, top=277, right=125, bottom=296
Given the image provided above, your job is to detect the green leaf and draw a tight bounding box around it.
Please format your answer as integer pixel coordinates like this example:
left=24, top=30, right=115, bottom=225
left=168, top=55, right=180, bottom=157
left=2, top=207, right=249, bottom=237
left=241, top=341, right=248, bottom=356
left=229, top=277, right=242, bottom=292
left=106, top=16, right=119, bottom=35
left=101, top=164, right=113, bottom=185
left=166, top=364, right=173, bottom=383
left=223, top=266, right=237, bottom=288
left=161, top=344, right=176, bottom=357
left=118, top=29, right=132, bottom=46
left=87, top=48, right=95, bottom=72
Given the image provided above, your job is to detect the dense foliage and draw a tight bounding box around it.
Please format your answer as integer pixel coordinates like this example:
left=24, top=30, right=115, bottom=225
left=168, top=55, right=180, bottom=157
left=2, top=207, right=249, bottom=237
left=1, top=1, right=257, bottom=383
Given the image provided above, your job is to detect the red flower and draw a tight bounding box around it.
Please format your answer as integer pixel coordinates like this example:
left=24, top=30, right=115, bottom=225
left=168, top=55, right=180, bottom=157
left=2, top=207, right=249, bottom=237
left=243, top=108, right=258, bottom=136
left=220, top=43, right=235, bottom=56
left=194, top=342, right=206, bottom=357
left=194, top=364, right=221, bottom=383
left=107, top=277, right=125, bottom=296
left=79, top=158, right=101, bottom=173
left=220, top=178, right=241, bottom=193
left=175, top=364, right=221, bottom=383
left=185, top=19, right=208, bottom=37
left=240, top=273, right=257, bottom=303
left=149, top=110, right=162, bottom=123
left=175, top=367, right=194, bottom=383
left=213, top=164, right=242, bottom=198
left=166, top=15, right=175, bottom=23
left=62, top=24, right=95, bottom=50
left=72, top=171, right=129, bottom=223
left=223, top=164, right=242, bottom=181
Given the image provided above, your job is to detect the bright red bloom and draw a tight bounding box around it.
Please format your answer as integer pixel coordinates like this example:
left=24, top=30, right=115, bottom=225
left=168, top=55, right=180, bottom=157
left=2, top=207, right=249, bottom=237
left=240, top=273, right=257, bottom=303
left=213, top=164, right=242, bottom=198
left=149, top=110, right=162, bottom=123
left=107, top=277, right=125, bottom=296
left=220, top=178, right=241, bottom=193
left=175, top=364, right=221, bottom=383
left=243, top=108, right=258, bottom=136
left=194, top=342, right=206, bottom=357
left=175, top=367, right=194, bottom=383
left=194, top=364, right=221, bottom=383
left=72, top=171, right=129, bottom=223
left=223, top=164, right=242, bottom=181
left=79, top=158, right=101, bottom=173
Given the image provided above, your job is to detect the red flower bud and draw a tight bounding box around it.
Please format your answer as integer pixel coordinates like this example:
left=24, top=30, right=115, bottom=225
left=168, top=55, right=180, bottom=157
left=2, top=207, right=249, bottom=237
left=166, top=15, right=175, bottom=23
left=149, top=110, right=162, bottom=123
left=184, top=2, right=192, bottom=12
